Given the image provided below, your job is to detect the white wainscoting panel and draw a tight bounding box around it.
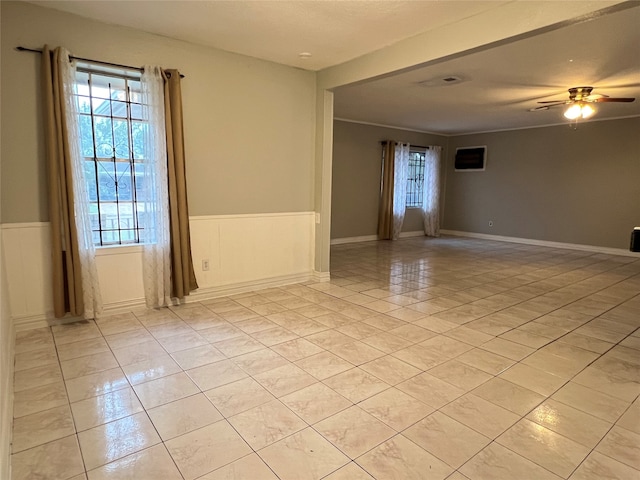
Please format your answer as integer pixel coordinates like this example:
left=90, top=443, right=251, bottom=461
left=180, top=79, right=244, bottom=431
left=2, top=212, right=316, bottom=326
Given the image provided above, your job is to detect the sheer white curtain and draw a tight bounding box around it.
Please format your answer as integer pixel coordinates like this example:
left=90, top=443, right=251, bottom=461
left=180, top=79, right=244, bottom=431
left=421, top=145, right=443, bottom=237
left=140, top=66, right=172, bottom=308
left=62, top=51, right=103, bottom=318
left=392, top=143, right=410, bottom=239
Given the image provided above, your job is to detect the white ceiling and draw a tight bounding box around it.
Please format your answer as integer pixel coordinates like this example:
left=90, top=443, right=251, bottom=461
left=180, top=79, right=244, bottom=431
left=30, top=0, right=640, bottom=135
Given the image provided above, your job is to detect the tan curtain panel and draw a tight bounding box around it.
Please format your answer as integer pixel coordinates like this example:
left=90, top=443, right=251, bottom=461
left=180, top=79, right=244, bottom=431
left=41, top=45, right=84, bottom=317
left=377, top=141, right=396, bottom=240
left=162, top=70, right=199, bottom=298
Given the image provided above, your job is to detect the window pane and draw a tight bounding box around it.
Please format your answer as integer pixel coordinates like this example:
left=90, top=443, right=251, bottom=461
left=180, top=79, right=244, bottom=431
left=130, top=103, right=143, bottom=120
left=78, top=115, right=94, bottom=157
left=97, top=161, right=116, bottom=201
left=113, top=120, right=130, bottom=158
left=84, top=162, right=98, bottom=202
left=110, top=101, right=128, bottom=119
left=131, top=121, right=147, bottom=159
left=115, top=162, right=133, bottom=201
left=77, top=96, right=91, bottom=114
left=93, top=118, right=113, bottom=158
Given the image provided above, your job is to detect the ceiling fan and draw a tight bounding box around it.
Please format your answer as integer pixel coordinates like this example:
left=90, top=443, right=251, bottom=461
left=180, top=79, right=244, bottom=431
left=529, top=86, right=635, bottom=120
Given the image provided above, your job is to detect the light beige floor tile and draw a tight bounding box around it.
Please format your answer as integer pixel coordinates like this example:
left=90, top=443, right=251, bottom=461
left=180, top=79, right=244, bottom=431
left=13, top=380, right=68, bottom=418
left=232, top=348, right=289, bottom=375
left=496, top=419, right=591, bottom=478
left=170, top=344, right=226, bottom=370
left=522, top=350, right=590, bottom=379
left=359, top=388, right=434, bottom=431
left=479, top=337, right=535, bottom=361
left=573, top=366, right=640, bottom=402
left=148, top=393, right=223, bottom=440
left=132, top=371, right=200, bottom=409
left=558, top=332, right=614, bottom=354
left=388, top=323, right=437, bottom=343
left=360, top=355, right=421, bottom=385
left=314, top=405, right=395, bottom=459
left=360, top=332, right=412, bottom=353
left=397, top=372, right=465, bottom=409
left=472, top=377, right=545, bottom=416
left=12, top=405, right=76, bottom=453
left=56, top=337, right=110, bottom=362
left=186, top=359, right=248, bottom=391
left=527, top=399, right=613, bottom=448
left=157, top=330, right=209, bottom=353
left=271, top=337, right=324, bottom=361
left=212, top=334, right=265, bottom=357
left=78, top=412, right=161, bottom=470
left=328, top=340, right=386, bottom=365
left=460, top=442, right=562, bottom=480
left=111, top=340, right=167, bottom=366
left=61, top=351, right=119, bottom=380
left=428, top=360, right=493, bottom=391
left=196, top=323, right=243, bottom=342
left=121, top=353, right=182, bottom=385
left=228, top=399, right=306, bottom=449
left=306, top=330, right=354, bottom=349
left=323, top=368, right=390, bottom=403
left=336, top=322, right=383, bottom=340
left=251, top=326, right=298, bottom=346
left=391, top=343, right=443, bottom=370
left=357, top=435, right=453, bottom=480
left=403, top=411, right=490, bottom=469
left=323, top=462, right=374, bottom=479
left=65, top=367, right=130, bottom=402
left=14, top=327, right=54, bottom=354
left=455, top=348, right=514, bottom=375
left=441, top=393, right=520, bottom=439
left=444, top=326, right=495, bottom=347
left=254, top=363, right=318, bottom=397
left=165, top=420, right=252, bottom=480
left=71, top=386, right=144, bottom=432
left=86, top=444, right=182, bottom=480
left=499, top=363, right=566, bottom=396
left=259, top=427, right=350, bottom=480
left=295, top=351, right=354, bottom=380
left=616, top=399, right=640, bottom=434
left=11, top=435, right=84, bottom=480
left=200, top=453, right=278, bottom=480
left=281, top=382, right=352, bottom=424
left=552, top=381, right=630, bottom=423
left=52, top=321, right=102, bottom=345
left=235, top=316, right=278, bottom=334
left=204, top=377, right=275, bottom=417
left=13, top=363, right=63, bottom=392
left=105, top=329, right=156, bottom=350
left=569, top=451, right=640, bottom=480
left=595, top=425, right=640, bottom=470
left=14, top=346, right=59, bottom=372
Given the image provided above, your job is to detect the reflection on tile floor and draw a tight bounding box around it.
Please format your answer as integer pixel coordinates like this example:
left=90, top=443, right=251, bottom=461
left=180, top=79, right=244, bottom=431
left=10, top=236, right=640, bottom=479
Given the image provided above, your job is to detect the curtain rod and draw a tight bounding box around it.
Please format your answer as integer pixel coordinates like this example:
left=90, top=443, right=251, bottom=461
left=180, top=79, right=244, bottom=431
left=380, top=141, right=430, bottom=149
left=16, top=46, right=185, bottom=78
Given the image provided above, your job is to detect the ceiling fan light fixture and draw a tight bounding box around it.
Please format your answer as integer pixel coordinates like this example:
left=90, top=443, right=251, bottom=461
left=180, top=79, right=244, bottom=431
left=564, top=102, right=595, bottom=120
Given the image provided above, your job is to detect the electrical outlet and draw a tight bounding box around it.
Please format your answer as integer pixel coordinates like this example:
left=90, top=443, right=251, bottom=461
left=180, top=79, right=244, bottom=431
left=202, top=259, right=210, bottom=271
left=488, top=221, right=494, bottom=227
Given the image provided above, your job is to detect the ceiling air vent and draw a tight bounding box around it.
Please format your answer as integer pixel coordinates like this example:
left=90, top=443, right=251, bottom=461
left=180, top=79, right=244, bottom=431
left=418, top=75, right=464, bottom=87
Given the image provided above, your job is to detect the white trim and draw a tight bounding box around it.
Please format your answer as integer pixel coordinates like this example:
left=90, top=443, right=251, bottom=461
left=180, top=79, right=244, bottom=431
left=313, top=270, right=331, bottom=282
left=441, top=230, right=640, bottom=257
left=334, top=117, right=446, bottom=136
left=331, top=231, right=425, bottom=245
left=331, top=235, right=378, bottom=245
left=96, top=244, right=144, bottom=256
left=185, top=272, right=317, bottom=303
left=399, top=231, right=425, bottom=239
left=190, top=212, right=314, bottom=221
left=0, top=222, right=48, bottom=230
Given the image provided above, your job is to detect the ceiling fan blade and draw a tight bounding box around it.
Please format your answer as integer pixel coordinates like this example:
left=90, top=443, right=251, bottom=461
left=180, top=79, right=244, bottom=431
left=592, top=97, right=635, bottom=103
left=536, top=100, right=569, bottom=105
left=528, top=105, right=552, bottom=112
left=586, top=94, right=609, bottom=100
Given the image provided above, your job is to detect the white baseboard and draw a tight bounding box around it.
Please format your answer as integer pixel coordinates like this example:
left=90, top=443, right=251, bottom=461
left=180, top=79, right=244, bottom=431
left=313, top=270, right=331, bottom=282
left=331, top=230, right=425, bottom=245
left=441, top=230, right=640, bottom=257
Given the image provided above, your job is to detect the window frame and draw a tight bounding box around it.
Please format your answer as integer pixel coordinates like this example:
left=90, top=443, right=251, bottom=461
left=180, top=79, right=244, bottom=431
left=405, top=148, right=426, bottom=209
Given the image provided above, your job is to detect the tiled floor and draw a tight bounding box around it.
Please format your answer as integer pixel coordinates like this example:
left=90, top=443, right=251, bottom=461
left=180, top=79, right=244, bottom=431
left=10, top=236, right=640, bottom=479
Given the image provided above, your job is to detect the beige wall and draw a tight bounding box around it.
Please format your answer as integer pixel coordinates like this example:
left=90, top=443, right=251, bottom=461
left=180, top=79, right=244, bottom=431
left=331, top=120, right=447, bottom=239
left=443, top=117, right=640, bottom=249
left=1, top=1, right=316, bottom=223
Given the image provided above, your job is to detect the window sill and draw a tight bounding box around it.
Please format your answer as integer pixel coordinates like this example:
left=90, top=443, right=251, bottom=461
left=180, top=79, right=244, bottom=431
left=95, top=244, right=144, bottom=256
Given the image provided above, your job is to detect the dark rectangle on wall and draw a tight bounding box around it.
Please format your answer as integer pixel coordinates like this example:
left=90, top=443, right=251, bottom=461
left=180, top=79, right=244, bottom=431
left=455, top=146, right=486, bottom=171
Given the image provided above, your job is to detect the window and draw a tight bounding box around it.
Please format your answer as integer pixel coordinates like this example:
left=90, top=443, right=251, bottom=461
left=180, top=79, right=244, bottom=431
left=406, top=149, right=425, bottom=208
left=74, top=66, right=147, bottom=246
